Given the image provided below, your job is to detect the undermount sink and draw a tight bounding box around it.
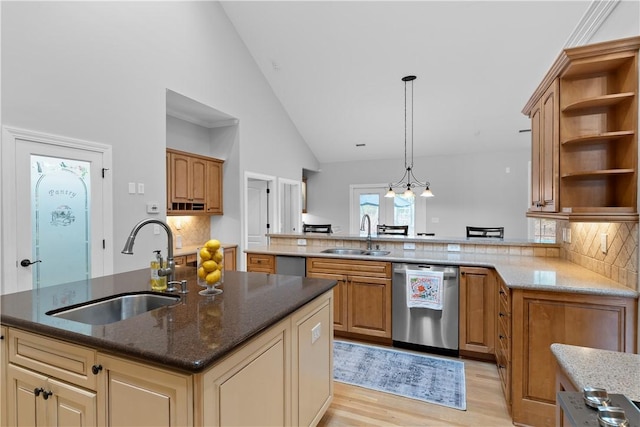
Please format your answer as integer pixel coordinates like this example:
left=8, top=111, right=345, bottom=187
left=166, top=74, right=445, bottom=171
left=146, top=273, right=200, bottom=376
left=321, top=248, right=390, bottom=256
left=46, top=292, right=181, bottom=325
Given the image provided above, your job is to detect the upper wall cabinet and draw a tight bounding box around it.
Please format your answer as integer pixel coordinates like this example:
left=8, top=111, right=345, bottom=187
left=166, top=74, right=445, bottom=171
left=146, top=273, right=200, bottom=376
left=523, top=36, right=640, bottom=222
left=167, top=148, right=224, bottom=215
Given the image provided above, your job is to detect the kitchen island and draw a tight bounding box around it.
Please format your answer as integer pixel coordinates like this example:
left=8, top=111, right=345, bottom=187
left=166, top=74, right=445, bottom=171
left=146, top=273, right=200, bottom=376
left=1, top=267, right=337, bottom=426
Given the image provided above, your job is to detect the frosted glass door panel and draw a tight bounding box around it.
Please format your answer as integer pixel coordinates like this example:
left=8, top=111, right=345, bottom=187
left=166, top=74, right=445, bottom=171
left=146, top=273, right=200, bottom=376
left=31, top=155, right=91, bottom=288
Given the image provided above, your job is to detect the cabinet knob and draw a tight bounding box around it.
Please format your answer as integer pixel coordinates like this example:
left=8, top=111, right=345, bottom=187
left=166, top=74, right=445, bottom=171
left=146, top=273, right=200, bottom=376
left=498, top=364, right=505, bottom=369
left=91, top=364, right=103, bottom=375
left=42, top=390, right=53, bottom=400
left=499, top=334, right=505, bottom=340
left=34, top=387, right=44, bottom=397
left=499, top=290, right=506, bottom=295
left=499, top=312, right=505, bottom=317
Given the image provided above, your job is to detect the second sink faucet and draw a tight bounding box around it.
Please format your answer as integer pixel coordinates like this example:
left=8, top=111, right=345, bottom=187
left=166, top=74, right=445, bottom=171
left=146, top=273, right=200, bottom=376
left=121, top=218, right=176, bottom=285
left=360, top=214, right=372, bottom=250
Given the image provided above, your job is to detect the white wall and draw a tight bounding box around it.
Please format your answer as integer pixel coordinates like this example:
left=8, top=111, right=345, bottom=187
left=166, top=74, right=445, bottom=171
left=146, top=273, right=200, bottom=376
left=306, top=147, right=530, bottom=239
left=588, top=1, right=639, bottom=44
left=1, top=1, right=319, bottom=274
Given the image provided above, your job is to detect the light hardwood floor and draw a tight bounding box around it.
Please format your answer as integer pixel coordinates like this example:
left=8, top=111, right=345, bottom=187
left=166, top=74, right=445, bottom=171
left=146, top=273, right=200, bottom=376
left=319, top=347, right=513, bottom=427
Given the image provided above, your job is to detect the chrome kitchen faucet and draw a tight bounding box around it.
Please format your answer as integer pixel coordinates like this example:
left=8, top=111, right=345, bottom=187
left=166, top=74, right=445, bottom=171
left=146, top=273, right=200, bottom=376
left=360, top=214, right=372, bottom=250
left=121, top=218, right=178, bottom=287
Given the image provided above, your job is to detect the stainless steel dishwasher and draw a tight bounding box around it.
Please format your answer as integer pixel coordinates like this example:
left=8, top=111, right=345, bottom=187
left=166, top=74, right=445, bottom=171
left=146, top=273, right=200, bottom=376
left=392, top=263, right=459, bottom=356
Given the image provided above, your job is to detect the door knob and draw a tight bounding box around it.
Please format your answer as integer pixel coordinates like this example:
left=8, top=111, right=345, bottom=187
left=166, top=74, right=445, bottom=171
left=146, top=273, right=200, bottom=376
left=20, top=259, right=41, bottom=267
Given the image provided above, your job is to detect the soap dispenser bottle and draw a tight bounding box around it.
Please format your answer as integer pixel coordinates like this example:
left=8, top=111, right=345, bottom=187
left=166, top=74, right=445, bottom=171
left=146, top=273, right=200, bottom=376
left=150, top=250, right=167, bottom=291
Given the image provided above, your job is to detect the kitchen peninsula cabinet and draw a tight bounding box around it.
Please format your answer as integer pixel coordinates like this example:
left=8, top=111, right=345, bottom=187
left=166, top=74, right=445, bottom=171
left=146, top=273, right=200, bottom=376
left=523, top=36, right=640, bottom=222
left=166, top=148, right=224, bottom=216
left=306, top=257, right=392, bottom=341
left=459, top=266, right=496, bottom=358
left=509, top=289, right=637, bottom=426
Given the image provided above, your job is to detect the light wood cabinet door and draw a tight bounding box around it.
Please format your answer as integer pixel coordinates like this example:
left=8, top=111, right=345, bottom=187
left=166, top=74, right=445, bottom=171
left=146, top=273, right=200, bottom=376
left=97, top=354, right=192, bottom=427
left=223, top=246, right=237, bottom=271
left=511, top=289, right=637, bottom=426
left=167, top=149, right=224, bottom=215
left=459, top=266, right=496, bottom=356
left=529, top=80, right=559, bottom=213
left=303, top=271, right=347, bottom=332
left=206, top=159, right=223, bottom=215
left=7, top=364, right=97, bottom=427
left=306, top=257, right=392, bottom=340
left=348, top=275, right=392, bottom=338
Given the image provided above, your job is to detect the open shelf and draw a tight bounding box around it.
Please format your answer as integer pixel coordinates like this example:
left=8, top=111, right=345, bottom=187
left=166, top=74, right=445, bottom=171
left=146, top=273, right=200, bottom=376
left=562, top=92, right=634, bottom=113
left=561, top=169, right=635, bottom=178
left=561, top=130, right=634, bottom=145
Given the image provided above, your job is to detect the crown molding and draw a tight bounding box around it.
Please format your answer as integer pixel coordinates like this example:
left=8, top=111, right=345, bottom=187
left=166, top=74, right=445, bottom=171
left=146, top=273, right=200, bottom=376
left=563, top=0, right=621, bottom=48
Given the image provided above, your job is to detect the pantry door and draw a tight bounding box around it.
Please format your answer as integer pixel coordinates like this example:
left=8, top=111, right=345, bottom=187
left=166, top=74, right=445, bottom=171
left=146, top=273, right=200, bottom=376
left=2, top=127, right=113, bottom=294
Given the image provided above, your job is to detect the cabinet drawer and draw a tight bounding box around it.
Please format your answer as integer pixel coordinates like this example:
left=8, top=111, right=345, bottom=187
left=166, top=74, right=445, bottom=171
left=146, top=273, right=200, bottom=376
left=186, top=253, right=197, bottom=264
left=247, top=254, right=275, bottom=273
left=8, top=328, right=97, bottom=390
left=307, top=257, right=391, bottom=278
left=174, top=255, right=186, bottom=266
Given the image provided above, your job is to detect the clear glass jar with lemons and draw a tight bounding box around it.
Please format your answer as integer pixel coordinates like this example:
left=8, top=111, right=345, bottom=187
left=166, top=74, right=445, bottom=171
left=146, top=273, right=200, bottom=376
left=196, top=239, right=224, bottom=296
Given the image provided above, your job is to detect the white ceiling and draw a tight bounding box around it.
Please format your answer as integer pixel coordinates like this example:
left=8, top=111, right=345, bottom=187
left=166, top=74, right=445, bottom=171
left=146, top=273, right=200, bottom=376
left=220, top=1, right=592, bottom=164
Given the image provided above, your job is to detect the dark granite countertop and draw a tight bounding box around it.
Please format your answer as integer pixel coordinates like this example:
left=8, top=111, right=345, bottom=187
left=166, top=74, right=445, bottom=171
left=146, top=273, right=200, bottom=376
left=0, top=267, right=337, bottom=373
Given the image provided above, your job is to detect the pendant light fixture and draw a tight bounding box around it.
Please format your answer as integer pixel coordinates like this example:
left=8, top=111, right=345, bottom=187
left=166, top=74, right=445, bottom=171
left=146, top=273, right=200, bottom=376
left=385, top=75, right=434, bottom=198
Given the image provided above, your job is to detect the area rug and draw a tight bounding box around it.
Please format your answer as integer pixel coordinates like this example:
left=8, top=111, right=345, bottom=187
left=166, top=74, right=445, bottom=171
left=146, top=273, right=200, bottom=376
left=333, top=340, right=466, bottom=410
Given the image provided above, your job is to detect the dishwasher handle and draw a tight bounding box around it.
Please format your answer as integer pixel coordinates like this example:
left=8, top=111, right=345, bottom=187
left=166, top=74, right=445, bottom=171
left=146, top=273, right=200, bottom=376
left=394, top=266, right=458, bottom=280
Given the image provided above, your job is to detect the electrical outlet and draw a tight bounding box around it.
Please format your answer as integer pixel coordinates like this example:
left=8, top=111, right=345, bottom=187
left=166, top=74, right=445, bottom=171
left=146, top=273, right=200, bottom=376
left=566, top=228, right=571, bottom=243
left=311, top=323, right=321, bottom=344
left=153, top=224, right=160, bottom=235
left=297, top=238, right=307, bottom=246
left=601, top=233, right=608, bottom=254
left=403, top=242, right=416, bottom=250
left=447, top=244, right=461, bottom=252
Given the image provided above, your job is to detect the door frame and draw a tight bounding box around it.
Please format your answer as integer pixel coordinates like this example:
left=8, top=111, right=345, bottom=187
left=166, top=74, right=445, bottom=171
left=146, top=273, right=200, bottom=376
left=277, top=177, right=302, bottom=233
left=1, top=126, right=114, bottom=294
left=242, top=171, right=276, bottom=269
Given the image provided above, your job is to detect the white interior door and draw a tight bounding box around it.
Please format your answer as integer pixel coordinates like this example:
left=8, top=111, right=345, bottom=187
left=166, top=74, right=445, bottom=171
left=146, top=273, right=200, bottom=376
left=247, top=179, right=269, bottom=247
left=2, top=127, right=112, bottom=294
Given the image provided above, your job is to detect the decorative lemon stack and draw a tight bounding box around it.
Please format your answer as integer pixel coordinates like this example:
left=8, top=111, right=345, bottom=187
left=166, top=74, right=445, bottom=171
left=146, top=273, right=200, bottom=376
left=197, top=239, right=224, bottom=294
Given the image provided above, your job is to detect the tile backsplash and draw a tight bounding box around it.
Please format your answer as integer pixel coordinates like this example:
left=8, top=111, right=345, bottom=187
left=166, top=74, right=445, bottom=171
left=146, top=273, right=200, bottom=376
left=557, top=221, right=638, bottom=291
left=167, top=216, right=210, bottom=248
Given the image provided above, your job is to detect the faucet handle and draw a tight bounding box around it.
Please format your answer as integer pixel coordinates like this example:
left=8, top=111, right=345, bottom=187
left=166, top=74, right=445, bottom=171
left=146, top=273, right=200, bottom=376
left=178, top=280, right=188, bottom=294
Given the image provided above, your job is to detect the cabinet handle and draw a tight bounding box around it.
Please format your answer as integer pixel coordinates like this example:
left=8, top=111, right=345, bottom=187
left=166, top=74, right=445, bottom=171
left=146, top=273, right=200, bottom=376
left=34, top=387, right=44, bottom=397
left=499, top=290, right=506, bottom=295
left=498, top=364, right=505, bottom=369
left=42, top=390, right=53, bottom=400
left=499, top=312, right=505, bottom=317
left=92, top=364, right=103, bottom=375
left=499, top=334, right=505, bottom=340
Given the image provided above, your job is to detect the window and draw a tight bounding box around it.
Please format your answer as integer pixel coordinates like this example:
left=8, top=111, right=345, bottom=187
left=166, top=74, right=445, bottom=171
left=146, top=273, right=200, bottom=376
left=350, top=185, right=424, bottom=235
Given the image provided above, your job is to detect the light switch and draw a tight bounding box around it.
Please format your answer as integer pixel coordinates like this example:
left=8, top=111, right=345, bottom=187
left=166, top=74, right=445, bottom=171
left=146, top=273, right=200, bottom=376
left=138, top=183, right=145, bottom=194
left=128, top=182, right=136, bottom=194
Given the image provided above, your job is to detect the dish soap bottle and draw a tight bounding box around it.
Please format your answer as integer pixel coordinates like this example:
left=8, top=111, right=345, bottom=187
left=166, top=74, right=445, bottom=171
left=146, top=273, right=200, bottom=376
left=150, top=250, right=167, bottom=291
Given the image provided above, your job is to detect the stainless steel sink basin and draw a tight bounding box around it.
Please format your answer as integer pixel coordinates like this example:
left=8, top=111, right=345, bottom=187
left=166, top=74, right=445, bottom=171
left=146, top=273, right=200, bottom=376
left=46, top=292, right=181, bottom=325
left=321, top=248, right=390, bottom=256
left=321, top=248, right=367, bottom=255
left=364, top=250, right=391, bottom=256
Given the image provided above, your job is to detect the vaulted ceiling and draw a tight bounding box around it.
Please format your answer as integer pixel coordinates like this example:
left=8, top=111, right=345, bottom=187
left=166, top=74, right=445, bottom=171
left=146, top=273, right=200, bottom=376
left=220, top=1, right=591, bottom=163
